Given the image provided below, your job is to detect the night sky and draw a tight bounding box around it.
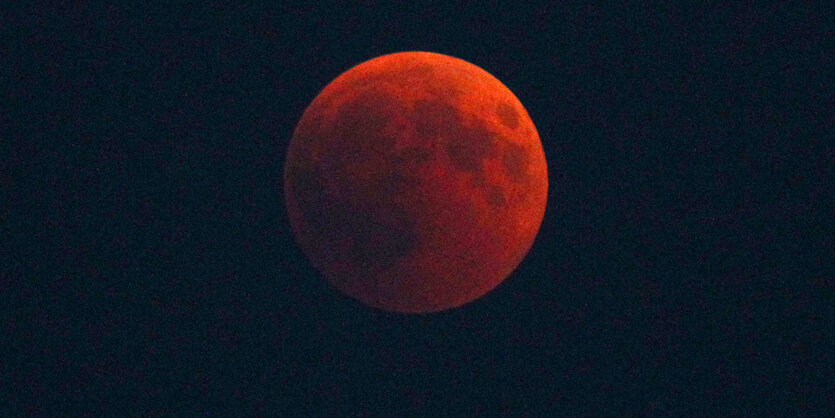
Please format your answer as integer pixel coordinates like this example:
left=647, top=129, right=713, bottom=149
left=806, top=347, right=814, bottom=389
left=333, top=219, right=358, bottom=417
left=5, top=3, right=831, bottom=415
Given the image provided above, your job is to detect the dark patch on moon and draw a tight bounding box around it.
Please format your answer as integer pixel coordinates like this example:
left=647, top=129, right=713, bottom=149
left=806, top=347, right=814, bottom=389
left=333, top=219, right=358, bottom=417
left=288, top=159, right=419, bottom=271
left=470, top=174, right=486, bottom=189
left=496, top=102, right=519, bottom=129
left=445, top=120, right=498, bottom=172
left=335, top=89, right=400, bottom=164
left=288, top=92, right=422, bottom=271
left=412, top=98, right=462, bottom=137
left=346, top=71, right=392, bottom=92
left=502, top=143, right=530, bottom=183
left=343, top=203, right=419, bottom=270
left=394, top=146, right=433, bottom=165
left=389, top=147, right=433, bottom=187
left=486, top=184, right=506, bottom=207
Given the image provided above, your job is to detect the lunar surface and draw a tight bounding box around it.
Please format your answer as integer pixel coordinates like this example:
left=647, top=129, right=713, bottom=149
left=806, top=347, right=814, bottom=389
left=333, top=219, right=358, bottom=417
left=284, top=51, right=548, bottom=313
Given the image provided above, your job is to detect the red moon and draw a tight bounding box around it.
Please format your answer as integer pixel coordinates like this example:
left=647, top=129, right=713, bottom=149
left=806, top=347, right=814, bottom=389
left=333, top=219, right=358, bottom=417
left=284, top=51, right=548, bottom=313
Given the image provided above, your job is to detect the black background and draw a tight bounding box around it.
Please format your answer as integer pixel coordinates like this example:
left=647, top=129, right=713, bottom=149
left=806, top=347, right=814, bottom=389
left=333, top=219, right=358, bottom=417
left=3, top=2, right=832, bottom=415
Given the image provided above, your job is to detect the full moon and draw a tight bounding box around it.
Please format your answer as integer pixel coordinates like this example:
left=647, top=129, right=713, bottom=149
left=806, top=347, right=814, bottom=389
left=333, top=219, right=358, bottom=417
left=284, top=51, right=548, bottom=313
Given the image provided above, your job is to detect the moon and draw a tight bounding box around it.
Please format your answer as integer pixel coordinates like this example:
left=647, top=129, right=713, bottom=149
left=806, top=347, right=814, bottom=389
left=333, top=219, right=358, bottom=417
left=284, top=51, right=548, bottom=313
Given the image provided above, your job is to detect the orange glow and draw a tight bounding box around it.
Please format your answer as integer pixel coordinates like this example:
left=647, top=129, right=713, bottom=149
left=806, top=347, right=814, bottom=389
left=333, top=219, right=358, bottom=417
left=284, top=52, right=548, bottom=313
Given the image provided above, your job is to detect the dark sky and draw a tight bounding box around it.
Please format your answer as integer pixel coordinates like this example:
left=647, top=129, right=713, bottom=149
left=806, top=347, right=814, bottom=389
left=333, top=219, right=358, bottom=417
left=4, top=2, right=831, bottom=415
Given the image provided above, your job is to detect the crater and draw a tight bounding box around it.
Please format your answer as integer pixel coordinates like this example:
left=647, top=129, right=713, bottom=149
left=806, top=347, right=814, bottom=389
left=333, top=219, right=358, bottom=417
left=412, top=98, right=462, bottom=137
left=502, top=143, right=530, bottom=183
left=496, top=102, right=519, bottom=129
